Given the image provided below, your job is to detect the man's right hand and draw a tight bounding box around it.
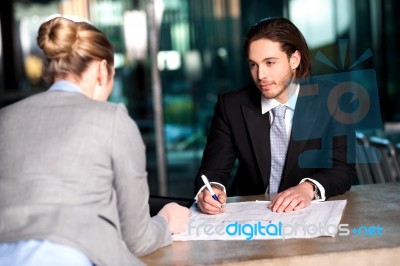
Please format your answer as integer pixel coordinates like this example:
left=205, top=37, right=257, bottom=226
left=197, top=186, right=227, bottom=215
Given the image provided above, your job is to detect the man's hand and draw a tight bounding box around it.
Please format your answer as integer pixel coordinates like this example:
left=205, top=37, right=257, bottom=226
left=197, top=186, right=227, bottom=215
left=268, top=181, right=314, bottom=213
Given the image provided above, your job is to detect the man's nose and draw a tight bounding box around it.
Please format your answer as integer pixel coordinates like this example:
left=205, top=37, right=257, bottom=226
left=257, top=65, right=267, bottom=80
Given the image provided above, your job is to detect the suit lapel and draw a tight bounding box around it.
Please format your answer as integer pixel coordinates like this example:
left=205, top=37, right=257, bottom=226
left=282, top=82, right=323, bottom=184
left=241, top=90, right=270, bottom=186
left=239, top=82, right=324, bottom=189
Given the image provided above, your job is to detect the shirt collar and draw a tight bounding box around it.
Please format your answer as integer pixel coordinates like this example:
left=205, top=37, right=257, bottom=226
left=48, top=80, right=83, bottom=94
left=261, top=83, right=299, bottom=114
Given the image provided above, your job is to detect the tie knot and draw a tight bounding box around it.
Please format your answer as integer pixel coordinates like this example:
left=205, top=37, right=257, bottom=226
left=272, top=105, right=286, bottom=118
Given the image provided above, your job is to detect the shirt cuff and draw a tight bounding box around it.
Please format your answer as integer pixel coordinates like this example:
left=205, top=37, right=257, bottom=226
left=194, top=182, right=226, bottom=202
left=300, top=178, right=326, bottom=202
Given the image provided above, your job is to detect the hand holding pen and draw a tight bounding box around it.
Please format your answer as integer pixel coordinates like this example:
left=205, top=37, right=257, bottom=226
left=197, top=174, right=226, bottom=215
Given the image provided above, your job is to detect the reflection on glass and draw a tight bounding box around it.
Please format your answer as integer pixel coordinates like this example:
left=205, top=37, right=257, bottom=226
left=123, top=10, right=147, bottom=62
left=158, top=51, right=181, bottom=71
left=289, top=0, right=350, bottom=49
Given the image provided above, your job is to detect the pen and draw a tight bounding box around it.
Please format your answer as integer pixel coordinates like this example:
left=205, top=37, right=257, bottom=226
left=201, top=174, right=219, bottom=202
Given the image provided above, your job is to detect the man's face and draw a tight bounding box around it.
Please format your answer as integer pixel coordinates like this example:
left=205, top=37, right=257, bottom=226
left=248, top=39, right=299, bottom=103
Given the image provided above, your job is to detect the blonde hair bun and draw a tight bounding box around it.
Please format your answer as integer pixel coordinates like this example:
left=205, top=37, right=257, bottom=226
left=37, top=17, right=78, bottom=60
left=36, top=16, right=114, bottom=84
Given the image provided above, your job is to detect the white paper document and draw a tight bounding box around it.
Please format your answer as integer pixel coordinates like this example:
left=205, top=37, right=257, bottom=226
left=173, top=200, right=347, bottom=241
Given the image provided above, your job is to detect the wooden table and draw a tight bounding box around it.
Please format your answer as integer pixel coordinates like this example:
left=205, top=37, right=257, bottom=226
left=141, top=182, right=400, bottom=265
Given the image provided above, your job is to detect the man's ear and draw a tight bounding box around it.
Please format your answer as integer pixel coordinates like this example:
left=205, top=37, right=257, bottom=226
left=290, top=50, right=301, bottom=70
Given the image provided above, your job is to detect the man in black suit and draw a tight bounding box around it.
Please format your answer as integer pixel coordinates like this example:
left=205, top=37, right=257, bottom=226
left=194, top=17, right=356, bottom=214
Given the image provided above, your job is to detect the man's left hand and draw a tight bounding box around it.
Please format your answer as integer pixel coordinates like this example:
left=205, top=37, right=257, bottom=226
left=268, top=181, right=314, bottom=213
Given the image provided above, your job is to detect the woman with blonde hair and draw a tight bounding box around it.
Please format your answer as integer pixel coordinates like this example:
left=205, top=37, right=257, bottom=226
left=0, top=16, right=190, bottom=266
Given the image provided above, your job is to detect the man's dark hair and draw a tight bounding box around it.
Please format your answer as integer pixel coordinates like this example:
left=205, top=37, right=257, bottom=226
left=244, top=17, right=311, bottom=78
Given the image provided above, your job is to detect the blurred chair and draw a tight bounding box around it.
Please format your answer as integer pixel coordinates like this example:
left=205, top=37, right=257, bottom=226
left=355, top=132, right=376, bottom=184
left=395, top=143, right=400, bottom=171
left=355, top=133, right=373, bottom=184
left=368, top=136, right=400, bottom=183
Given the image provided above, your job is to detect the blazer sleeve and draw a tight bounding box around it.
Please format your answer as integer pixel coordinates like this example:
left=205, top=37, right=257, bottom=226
left=309, top=114, right=356, bottom=198
left=111, top=104, right=172, bottom=256
left=291, top=87, right=356, bottom=197
left=194, top=94, right=237, bottom=193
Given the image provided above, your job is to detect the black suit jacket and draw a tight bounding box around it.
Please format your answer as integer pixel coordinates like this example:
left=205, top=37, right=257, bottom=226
left=195, top=79, right=356, bottom=198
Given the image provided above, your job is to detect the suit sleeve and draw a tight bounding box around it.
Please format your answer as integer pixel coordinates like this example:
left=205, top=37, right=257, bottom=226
left=303, top=99, right=356, bottom=198
left=311, top=122, right=356, bottom=198
left=111, top=104, right=172, bottom=256
left=194, top=94, right=237, bottom=194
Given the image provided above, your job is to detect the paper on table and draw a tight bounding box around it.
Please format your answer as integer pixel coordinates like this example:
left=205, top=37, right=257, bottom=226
left=173, top=200, right=347, bottom=241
